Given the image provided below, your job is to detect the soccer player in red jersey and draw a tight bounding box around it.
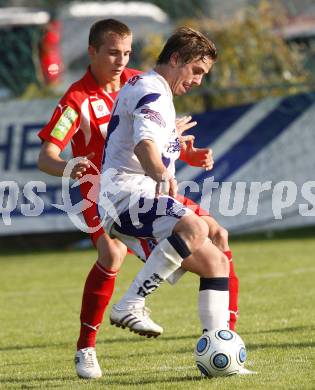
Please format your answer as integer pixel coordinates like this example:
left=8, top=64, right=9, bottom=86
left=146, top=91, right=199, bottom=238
left=38, top=19, right=238, bottom=379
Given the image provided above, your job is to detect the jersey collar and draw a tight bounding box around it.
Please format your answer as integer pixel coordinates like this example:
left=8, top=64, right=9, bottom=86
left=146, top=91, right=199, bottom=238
left=149, top=69, right=173, bottom=98
left=82, top=66, right=132, bottom=95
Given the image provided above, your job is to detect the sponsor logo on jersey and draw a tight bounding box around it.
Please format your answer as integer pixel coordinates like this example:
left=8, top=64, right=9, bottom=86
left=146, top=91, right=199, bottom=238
left=167, top=139, right=181, bottom=153
left=140, top=108, right=166, bottom=127
left=91, top=99, right=110, bottom=118
left=128, top=75, right=142, bottom=86
left=51, top=106, right=78, bottom=141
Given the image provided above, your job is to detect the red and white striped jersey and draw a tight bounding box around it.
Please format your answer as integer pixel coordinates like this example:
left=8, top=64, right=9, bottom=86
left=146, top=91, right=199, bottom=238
left=38, top=66, right=142, bottom=174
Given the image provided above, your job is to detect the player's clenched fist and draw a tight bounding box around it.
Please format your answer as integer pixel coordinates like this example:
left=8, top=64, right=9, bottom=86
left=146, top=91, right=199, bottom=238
left=71, top=152, right=95, bottom=179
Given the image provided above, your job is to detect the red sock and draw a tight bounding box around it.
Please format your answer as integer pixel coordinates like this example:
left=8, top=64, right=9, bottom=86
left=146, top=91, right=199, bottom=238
left=224, top=250, right=239, bottom=331
left=77, top=262, right=117, bottom=350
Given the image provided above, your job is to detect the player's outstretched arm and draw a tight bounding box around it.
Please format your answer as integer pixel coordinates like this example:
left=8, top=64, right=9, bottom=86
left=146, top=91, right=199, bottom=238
left=38, top=141, right=94, bottom=179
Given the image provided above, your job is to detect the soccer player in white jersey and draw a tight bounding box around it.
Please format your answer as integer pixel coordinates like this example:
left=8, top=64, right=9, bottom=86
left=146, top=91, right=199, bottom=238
left=99, top=27, right=230, bottom=337
left=39, top=19, right=240, bottom=379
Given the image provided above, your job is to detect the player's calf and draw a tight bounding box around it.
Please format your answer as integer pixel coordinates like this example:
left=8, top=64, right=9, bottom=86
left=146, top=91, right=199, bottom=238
left=182, top=239, right=229, bottom=277
left=182, top=240, right=230, bottom=332
left=109, top=232, right=192, bottom=335
left=110, top=202, right=228, bottom=336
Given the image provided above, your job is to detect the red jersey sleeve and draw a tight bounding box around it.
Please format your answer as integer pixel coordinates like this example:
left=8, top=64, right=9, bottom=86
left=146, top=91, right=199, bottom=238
left=38, top=93, right=81, bottom=151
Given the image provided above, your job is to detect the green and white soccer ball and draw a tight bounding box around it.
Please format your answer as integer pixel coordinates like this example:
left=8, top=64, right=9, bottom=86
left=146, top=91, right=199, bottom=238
left=195, top=329, right=246, bottom=377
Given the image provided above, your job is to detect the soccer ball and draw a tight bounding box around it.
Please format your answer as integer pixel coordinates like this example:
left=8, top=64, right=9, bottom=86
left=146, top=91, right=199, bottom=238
left=194, top=329, right=246, bottom=377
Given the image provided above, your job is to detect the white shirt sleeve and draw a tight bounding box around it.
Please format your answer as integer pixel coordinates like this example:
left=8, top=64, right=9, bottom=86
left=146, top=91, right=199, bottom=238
left=132, top=91, right=169, bottom=151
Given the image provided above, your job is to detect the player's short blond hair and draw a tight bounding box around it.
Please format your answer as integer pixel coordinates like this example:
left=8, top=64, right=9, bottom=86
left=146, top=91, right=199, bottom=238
left=89, top=19, right=131, bottom=50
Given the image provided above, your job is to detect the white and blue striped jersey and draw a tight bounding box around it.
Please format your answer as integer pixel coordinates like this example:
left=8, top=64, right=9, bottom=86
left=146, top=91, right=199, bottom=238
left=99, top=70, right=181, bottom=233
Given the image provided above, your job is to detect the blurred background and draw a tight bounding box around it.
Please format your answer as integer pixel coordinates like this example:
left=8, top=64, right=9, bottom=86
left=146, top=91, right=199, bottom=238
left=1, top=0, right=315, bottom=105
left=1, top=0, right=315, bottom=249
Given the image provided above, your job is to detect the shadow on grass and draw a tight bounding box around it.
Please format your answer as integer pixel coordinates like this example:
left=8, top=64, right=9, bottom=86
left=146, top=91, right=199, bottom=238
left=2, top=327, right=312, bottom=354
left=243, top=325, right=314, bottom=335
left=0, top=374, right=204, bottom=388
left=99, top=333, right=198, bottom=344
left=0, top=342, right=70, bottom=352
left=241, top=326, right=315, bottom=352
left=265, top=325, right=314, bottom=334
left=106, top=339, right=315, bottom=362
left=0, top=377, right=78, bottom=387
left=0, top=334, right=197, bottom=353
left=104, top=374, right=204, bottom=386
left=107, top=347, right=193, bottom=361
left=247, top=341, right=315, bottom=350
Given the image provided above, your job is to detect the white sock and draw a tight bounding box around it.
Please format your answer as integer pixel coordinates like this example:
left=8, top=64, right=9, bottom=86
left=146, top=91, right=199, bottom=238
left=198, top=277, right=229, bottom=332
left=116, top=237, right=184, bottom=309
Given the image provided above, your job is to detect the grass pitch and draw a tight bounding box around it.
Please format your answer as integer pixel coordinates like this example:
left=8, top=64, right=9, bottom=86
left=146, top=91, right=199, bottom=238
left=0, top=236, right=314, bottom=389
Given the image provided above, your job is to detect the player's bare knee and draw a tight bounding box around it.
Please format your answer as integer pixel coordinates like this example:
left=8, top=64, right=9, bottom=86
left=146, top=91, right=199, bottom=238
left=213, top=227, right=229, bottom=250
left=97, top=240, right=126, bottom=270
left=202, top=250, right=229, bottom=276
left=189, top=217, right=209, bottom=250
left=175, top=215, right=209, bottom=252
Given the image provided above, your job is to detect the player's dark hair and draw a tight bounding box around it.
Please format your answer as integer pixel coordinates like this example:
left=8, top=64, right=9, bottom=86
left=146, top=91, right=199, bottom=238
left=157, top=27, right=217, bottom=65
left=89, top=19, right=131, bottom=50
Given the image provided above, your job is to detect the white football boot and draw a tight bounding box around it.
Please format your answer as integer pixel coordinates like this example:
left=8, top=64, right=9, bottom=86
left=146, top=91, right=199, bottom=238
left=75, top=347, right=102, bottom=379
left=110, top=304, right=163, bottom=337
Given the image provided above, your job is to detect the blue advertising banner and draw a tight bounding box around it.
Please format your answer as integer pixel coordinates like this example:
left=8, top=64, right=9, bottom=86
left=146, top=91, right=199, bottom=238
left=1, top=93, right=315, bottom=236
